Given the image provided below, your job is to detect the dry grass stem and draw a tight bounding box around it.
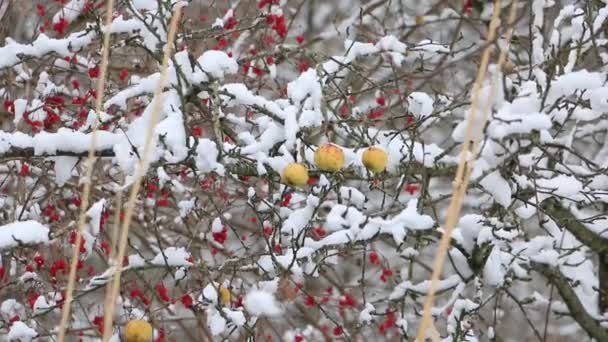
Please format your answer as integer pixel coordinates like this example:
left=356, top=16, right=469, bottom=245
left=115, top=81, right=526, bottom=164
left=57, top=0, right=116, bottom=340
left=414, top=0, right=520, bottom=340
left=101, top=5, right=183, bottom=341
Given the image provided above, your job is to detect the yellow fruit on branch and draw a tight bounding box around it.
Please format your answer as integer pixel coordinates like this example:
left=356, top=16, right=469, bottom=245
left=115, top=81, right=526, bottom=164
left=282, top=163, right=309, bottom=187
left=219, top=286, right=231, bottom=306
left=314, top=143, right=345, bottom=172
left=362, top=146, right=388, bottom=173
left=124, top=320, right=153, bottom=342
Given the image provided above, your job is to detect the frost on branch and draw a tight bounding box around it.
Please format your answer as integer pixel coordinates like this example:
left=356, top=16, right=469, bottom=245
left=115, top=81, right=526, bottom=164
left=0, top=221, right=49, bottom=250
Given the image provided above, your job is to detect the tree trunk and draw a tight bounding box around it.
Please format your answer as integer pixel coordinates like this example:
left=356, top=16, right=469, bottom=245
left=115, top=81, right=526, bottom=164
left=600, top=253, right=608, bottom=314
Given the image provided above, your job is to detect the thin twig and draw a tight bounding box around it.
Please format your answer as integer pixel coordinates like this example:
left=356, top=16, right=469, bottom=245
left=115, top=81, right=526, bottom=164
left=101, top=189, right=122, bottom=341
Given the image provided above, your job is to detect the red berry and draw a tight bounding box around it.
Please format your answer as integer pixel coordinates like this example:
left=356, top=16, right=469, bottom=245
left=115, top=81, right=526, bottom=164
left=273, top=244, right=282, bottom=254
left=20, top=163, right=29, bottom=177
left=367, top=108, right=384, bottom=119
left=93, top=316, right=104, bottom=333
left=27, top=292, right=39, bottom=308
left=298, top=61, right=309, bottom=73
left=212, top=227, right=228, bottom=244
left=281, top=192, right=292, bottom=207
left=304, top=295, right=315, bottom=307
left=181, top=294, right=194, bottom=308
left=119, top=68, right=129, bottom=81
left=404, top=183, right=419, bottom=195
left=34, top=254, right=45, bottom=268
left=156, top=283, right=171, bottom=302
left=369, top=251, right=380, bottom=265
left=53, top=17, right=69, bottom=36
left=36, top=4, right=46, bottom=16
left=191, top=125, right=203, bottom=137
left=338, top=293, right=356, bottom=307
left=88, top=65, right=100, bottom=78
left=156, top=198, right=170, bottom=207
left=100, top=240, right=111, bottom=256
left=224, top=16, right=237, bottom=30
left=312, top=227, right=326, bottom=238
left=4, top=100, right=14, bottom=112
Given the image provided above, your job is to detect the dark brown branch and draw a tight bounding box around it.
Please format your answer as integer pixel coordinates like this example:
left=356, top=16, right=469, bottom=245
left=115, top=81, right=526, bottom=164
left=532, top=262, right=608, bottom=341
left=540, top=198, right=608, bottom=255
left=0, top=147, right=114, bottom=161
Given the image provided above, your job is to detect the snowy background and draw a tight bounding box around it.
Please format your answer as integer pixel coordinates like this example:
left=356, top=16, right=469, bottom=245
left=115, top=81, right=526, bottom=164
left=0, top=0, right=608, bottom=341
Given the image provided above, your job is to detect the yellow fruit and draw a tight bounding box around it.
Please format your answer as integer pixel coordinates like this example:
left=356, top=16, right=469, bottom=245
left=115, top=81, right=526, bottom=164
left=219, top=286, right=231, bottom=305
left=282, top=163, right=309, bottom=187
left=314, top=144, right=345, bottom=172
left=124, top=320, right=153, bottom=342
left=362, top=146, right=388, bottom=173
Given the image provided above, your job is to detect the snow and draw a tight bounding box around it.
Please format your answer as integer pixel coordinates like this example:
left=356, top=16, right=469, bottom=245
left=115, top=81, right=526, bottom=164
left=132, top=0, right=159, bottom=11
left=202, top=284, right=218, bottom=305
left=483, top=246, right=506, bottom=286
left=208, top=310, right=226, bottom=335
left=280, top=195, right=319, bottom=236
left=154, top=110, right=188, bottom=163
left=0, top=6, right=194, bottom=71
left=223, top=308, right=246, bottom=326
left=150, top=247, right=193, bottom=267
left=51, top=156, right=78, bottom=187
left=196, top=139, right=225, bottom=176
left=298, top=109, right=324, bottom=128
left=287, top=69, right=323, bottom=111
left=33, top=296, right=51, bottom=314
left=52, top=0, right=87, bottom=25
left=487, top=112, right=552, bottom=140
left=536, top=175, right=584, bottom=199
left=0, top=221, right=49, bottom=251
left=339, top=186, right=367, bottom=208
left=390, top=275, right=461, bottom=300
left=479, top=171, right=512, bottom=208
left=13, top=99, right=27, bottom=124
left=407, top=92, right=434, bottom=119
left=1, top=299, right=25, bottom=321
left=34, top=129, right=117, bottom=154
left=87, top=199, right=105, bottom=236
left=446, top=299, right=479, bottom=335
left=0, top=129, right=121, bottom=156
left=112, top=91, right=188, bottom=181
left=345, top=40, right=379, bottom=61
left=376, top=35, right=407, bottom=54
left=194, top=51, right=238, bottom=81
left=0, top=33, right=93, bottom=69
left=128, top=254, right=147, bottom=268
left=546, top=70, right=604, bottom=104
left=244, top=290, right=282, bottom=317
left=7, top=321, right=37, bottom=342
left=177, top=199, right=195, bottom=220
left=359, top=303, right=375, bottom=323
